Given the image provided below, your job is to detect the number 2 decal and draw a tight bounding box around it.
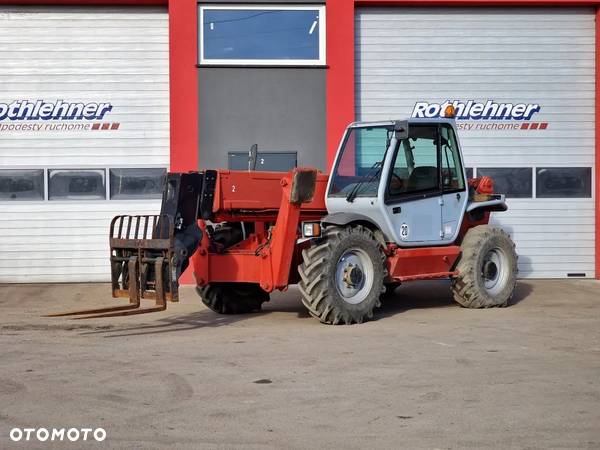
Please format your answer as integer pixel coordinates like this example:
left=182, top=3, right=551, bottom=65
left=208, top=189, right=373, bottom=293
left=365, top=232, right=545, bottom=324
left=231, top=185, right=236, bottom=193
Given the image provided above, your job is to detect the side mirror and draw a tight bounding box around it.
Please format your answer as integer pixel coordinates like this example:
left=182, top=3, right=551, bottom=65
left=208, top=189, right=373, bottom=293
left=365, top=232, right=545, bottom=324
left=393, top=120, right=409, bottom=140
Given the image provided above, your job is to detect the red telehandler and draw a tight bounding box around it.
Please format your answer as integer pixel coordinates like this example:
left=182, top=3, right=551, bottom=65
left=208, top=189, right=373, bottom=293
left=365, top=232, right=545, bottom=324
left=51, top=116, right=517, bottom=324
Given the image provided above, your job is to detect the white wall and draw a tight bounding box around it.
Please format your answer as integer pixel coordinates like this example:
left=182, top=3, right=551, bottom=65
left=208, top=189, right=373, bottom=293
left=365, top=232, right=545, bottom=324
left=355, top=7, right=595, bottom=278
left=0, top=6, right=169, bottom=282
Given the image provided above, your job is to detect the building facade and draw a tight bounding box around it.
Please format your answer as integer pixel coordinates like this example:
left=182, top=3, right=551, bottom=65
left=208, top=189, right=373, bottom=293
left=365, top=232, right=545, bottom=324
left=0, top=0, right=598, bottom=282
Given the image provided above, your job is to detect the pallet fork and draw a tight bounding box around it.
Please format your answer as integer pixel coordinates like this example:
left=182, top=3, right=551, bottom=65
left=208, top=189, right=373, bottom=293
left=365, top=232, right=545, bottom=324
left=47, top=215, right=178, bottom=318
left=47, top=173, right=204, bottom=319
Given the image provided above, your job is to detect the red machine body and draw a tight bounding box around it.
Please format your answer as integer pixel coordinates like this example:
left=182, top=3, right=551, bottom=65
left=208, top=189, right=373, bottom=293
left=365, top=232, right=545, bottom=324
left=191, top=168, right=491, bottom=293
left=193, top=169, right=329, bottom=292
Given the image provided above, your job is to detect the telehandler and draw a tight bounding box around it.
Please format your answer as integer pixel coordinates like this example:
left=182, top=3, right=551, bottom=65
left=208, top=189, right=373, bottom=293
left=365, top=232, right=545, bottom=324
left=51, top=111, right=517, bottom=324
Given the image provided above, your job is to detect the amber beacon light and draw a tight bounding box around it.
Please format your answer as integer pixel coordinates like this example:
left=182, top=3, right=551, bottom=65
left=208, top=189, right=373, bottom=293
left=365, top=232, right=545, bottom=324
left=444, top=104, right=456, bottom=118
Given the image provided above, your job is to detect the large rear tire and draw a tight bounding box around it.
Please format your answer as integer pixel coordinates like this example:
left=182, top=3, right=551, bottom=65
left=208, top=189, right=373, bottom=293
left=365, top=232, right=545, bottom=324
left=197, top=283, right=269, bottom=314
left=452, top=225, right=517, bottom=308
left=298, top=225, right=386, bottom=325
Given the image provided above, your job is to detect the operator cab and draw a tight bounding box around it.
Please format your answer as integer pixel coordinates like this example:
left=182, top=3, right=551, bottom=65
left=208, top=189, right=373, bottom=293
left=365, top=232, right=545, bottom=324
left=326, top=117, right=470, bottom=246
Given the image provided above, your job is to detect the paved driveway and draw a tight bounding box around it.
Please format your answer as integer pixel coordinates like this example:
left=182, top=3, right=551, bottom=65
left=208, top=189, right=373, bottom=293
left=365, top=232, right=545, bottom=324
left=1, top=279, right=599, bottom=449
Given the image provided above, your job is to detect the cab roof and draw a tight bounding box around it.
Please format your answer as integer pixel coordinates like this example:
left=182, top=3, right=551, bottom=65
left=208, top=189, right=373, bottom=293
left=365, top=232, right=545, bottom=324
left=347, top=118, right=456, bottom=128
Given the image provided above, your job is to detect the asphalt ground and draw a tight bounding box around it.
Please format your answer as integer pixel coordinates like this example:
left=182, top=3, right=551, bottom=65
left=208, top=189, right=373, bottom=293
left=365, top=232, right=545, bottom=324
left=1, top=279, right=599, bottom=449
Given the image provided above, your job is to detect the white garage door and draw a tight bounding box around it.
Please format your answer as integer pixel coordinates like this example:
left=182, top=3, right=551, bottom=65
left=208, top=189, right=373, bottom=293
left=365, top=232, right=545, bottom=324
left=0, top=6, right=169, bottom=282
left=356, top=7, right=596, bottom=278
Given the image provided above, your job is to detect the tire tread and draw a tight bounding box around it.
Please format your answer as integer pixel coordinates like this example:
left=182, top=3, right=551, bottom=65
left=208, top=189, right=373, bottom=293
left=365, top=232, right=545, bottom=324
left=452, top=225, right=518, bottom=308
left=198, top=283, right=269, bottom=314
left=298, top=225, right=387, bottom=325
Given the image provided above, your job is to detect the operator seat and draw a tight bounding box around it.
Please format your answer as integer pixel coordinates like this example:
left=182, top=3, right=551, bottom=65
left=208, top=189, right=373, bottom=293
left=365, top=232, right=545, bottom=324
left=407, top=166, right=438, bottom=191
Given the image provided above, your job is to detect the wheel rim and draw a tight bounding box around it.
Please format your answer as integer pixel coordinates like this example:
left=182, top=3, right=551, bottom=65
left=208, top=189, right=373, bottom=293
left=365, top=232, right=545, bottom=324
left=335, top=248, right=374, bottom=304
left=481, top=247, right=509, bottom=296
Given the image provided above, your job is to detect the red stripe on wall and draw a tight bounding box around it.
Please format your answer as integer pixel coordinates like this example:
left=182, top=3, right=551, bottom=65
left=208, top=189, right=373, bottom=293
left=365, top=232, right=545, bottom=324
left=169, top=0, right=198, bottom=172
left=168, top=0, right=198, bottom=284
left=326, top=0, right=356, bottom=169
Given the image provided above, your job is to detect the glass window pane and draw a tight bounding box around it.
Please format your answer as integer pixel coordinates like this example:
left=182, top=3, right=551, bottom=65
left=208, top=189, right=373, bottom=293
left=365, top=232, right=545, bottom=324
left=389, top=125, right=439, bottom=196
left=536, top=167, right=592, bottom=198
left=202, top=8, right=321, bottom=61
left=440, top=125, right=465, bottom=191
left=329, top=126, right=391, bottom=197
left=465, top=168, right=474, bottom=179
left=110, top=168, right=166, bottom=200
left=477, top=168, right=532, bottom=198
left=49, top=169, right=105, bottom=200
left=0, top=169, right=44, bottom=201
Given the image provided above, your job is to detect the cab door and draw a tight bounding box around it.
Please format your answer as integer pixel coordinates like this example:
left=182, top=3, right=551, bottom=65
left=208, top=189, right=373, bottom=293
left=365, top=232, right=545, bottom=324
left=439, top=124, right=468, bottom=242
left=384, top=124, right=442, bottom=244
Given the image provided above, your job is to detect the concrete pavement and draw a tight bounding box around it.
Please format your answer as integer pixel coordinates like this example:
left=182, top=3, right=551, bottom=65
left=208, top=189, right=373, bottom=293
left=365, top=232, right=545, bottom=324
left=1, top=279, right=599, bottom=449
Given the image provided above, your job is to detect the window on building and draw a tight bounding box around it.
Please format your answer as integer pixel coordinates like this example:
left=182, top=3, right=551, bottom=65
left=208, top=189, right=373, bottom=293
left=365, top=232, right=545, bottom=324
left=536, top=167, right=592, bottom=198
left=477, top=167, right=532, bottom=198
left=110, top=168, right=166, bottom=200
left=199, top=5, right=326, bottom=65
left=48, top=169, right=106, bottom=200
left=0, top=169, right=44, bottom=201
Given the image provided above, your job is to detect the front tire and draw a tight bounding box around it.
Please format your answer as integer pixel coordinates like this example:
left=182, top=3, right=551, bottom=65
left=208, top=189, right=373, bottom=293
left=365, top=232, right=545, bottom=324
left=197, top=283, right=269, bottom=314
left=452, top=225, right=517, bottom=308
left=298, top=225, right=386, bottom=325
left=382, top=282, right=401, bottom=299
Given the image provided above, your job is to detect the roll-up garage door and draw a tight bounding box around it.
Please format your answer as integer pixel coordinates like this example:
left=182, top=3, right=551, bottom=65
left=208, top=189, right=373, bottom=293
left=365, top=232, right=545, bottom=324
left=355, top=7, right=595, bottom=278
left=0, top=6, right=169, bottom=282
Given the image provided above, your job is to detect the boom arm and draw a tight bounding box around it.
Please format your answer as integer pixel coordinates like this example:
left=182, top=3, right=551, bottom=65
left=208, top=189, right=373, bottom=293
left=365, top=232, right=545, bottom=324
left=117, top=168, right=327, bottom=304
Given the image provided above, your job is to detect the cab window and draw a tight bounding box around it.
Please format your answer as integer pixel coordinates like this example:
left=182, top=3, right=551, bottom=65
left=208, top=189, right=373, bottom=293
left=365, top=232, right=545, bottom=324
left=388, top=125, right=439, bottom=198
left=440, top=125, right=465, bottom=191
left=329, top=126, right=391, bottom=197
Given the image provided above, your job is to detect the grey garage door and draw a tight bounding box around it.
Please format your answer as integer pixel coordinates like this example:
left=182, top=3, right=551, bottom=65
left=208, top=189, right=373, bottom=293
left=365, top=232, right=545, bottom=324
left=355, top=7, right=596, bottom=278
